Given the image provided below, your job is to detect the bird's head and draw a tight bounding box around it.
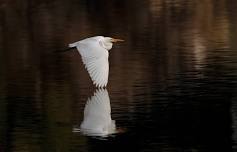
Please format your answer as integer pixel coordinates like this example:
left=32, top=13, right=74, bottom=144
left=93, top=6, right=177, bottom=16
left=99, top=37, right=124, bottom=50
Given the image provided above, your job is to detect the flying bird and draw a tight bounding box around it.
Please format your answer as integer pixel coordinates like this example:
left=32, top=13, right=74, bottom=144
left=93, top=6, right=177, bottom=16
left=68, top=36, right=124, bottom=88
left=73, top=89, right=116, bottom=137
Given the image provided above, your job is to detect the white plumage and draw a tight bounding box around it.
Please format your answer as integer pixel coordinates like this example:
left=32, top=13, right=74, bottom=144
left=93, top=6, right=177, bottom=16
left=79, top=89, right=116, bottom=137
left=69, top=36, right=124, bottom=88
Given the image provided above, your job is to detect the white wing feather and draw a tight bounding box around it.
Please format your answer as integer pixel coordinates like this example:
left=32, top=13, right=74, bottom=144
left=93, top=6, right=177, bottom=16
left=70, top=38, right=109, bottom=87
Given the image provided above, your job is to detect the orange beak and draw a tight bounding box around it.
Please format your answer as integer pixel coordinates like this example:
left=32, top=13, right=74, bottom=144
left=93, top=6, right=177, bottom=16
left=111, top=38, right=125, bottom=43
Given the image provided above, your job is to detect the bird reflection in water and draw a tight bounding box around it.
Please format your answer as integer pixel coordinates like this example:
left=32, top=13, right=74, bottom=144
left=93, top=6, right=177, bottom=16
left=73, top=89, right=117, bottom=138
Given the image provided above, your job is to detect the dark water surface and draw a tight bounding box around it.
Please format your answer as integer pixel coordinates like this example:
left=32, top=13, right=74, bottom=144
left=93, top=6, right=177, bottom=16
left=0, top=0, right=237, bottom=152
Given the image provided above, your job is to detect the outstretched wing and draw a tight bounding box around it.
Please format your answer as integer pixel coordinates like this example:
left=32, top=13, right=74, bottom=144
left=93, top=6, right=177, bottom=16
left=75, top=39, right=109, bottom=88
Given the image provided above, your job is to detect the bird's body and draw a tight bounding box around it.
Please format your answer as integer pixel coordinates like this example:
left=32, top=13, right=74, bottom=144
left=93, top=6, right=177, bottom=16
left=68, top=36, right=123, bottom=88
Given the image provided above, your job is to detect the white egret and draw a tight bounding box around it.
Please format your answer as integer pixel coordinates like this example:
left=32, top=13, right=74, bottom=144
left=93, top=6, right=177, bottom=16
left=73, top=89, right=116, bottom=137
left=68, top=36, right=124, bottom=88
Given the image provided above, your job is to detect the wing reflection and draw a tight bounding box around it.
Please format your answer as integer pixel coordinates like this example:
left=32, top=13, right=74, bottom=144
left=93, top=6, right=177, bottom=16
left=75, top=89, right=116, bottom=137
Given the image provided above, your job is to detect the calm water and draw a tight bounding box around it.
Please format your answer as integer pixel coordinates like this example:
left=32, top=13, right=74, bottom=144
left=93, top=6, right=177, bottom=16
left=0, top=0, right=237, bottom=152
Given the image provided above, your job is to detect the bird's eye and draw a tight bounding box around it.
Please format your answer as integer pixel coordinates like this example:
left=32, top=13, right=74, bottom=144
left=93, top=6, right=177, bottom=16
left=99, top=40, right=104, bottom=47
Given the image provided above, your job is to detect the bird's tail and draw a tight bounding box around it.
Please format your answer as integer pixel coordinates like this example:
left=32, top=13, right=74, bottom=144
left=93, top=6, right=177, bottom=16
left=68, top=42, right=78, bottom=48
left=53, top=42, right=77, bottom=53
